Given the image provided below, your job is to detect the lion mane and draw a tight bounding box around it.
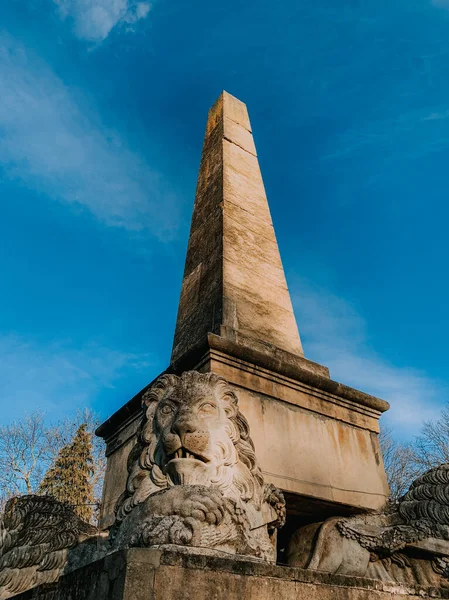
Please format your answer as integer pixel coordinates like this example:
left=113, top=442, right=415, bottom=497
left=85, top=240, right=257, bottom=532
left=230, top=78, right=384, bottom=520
left=115, top=371, right=266, bottom=523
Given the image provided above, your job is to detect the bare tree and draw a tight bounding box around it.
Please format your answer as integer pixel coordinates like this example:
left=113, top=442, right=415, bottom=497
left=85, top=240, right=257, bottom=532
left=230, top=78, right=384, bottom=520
left=411, top=404, right=449, bottom=471
left=0, top=411, right=55, bottom=506
left=379, top=427, right=418, bottom=501
left=0, top=409, right=106, bottom=514
left=379, top=403, right=449, bottom=503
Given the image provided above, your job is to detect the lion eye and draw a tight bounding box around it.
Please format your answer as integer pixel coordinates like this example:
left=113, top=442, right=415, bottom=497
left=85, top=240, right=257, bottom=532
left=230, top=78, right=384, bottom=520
left=160, top=405, right=174, bottom=415
left=199, top=402, right=216, bottom=412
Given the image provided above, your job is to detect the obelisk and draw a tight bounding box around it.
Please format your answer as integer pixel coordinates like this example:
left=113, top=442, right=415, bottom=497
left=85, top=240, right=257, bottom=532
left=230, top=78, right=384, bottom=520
left=97, top=92, right=389, bottom=531
left=171, top=92, right=303, bottom=364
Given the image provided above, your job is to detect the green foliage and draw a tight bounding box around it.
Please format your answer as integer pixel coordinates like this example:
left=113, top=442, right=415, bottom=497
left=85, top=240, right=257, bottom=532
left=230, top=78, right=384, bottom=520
left=38, top=423, right=95, bottom=522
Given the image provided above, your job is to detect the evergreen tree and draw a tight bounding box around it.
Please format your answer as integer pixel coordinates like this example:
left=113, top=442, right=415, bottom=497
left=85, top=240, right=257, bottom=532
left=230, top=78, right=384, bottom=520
left=38, top=423, right=94, bottom=522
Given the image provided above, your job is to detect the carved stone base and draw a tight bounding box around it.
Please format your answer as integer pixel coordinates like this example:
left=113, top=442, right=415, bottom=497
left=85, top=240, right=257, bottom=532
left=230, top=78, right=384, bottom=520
left=10, top=546, right=449, bottom=600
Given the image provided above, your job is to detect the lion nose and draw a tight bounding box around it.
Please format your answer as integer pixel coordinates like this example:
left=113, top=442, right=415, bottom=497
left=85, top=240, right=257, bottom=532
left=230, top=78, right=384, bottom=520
left=171, top=418, right=197, bottom=438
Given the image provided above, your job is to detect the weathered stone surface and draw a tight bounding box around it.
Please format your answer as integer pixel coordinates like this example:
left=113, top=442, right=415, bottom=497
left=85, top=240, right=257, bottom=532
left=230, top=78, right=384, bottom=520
left=11, top=546, right=449, bottom=600
left=10, top=551, right=129, bottom=600
left=205, top=345, right=390, bottom=511
left=223, top=116, right=257, bottom=155
left=100, top=434, right=135, bottom=529
left=171, top=91, right=303, bottom=363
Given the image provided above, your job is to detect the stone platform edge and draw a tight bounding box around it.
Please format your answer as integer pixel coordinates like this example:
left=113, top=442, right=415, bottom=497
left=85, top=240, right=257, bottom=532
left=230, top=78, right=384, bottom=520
left=12, top=546, right=449, bottom=600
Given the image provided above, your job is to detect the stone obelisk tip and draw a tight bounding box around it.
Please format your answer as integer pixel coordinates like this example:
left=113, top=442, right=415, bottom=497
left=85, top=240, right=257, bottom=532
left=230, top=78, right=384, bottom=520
left=171, top=92, right=303, bottom=365
left=210, top=91, right=252, bottom=131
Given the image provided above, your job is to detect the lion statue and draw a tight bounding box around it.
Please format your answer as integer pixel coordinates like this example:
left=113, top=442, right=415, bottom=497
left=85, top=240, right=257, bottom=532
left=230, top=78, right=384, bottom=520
left=113, top=371, right=285, bottom=561
left=287, top=463, right=449, bottom=587
left=0, top=495, right=97, bottom=599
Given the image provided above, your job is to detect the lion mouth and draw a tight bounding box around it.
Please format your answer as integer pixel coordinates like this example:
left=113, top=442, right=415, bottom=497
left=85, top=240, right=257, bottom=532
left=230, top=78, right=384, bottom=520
left=167, top=447, right=209, bottom=463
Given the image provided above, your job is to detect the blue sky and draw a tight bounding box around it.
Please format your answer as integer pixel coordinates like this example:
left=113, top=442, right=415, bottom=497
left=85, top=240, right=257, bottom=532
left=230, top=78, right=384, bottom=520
left=1, top=0, right=449, bottom=440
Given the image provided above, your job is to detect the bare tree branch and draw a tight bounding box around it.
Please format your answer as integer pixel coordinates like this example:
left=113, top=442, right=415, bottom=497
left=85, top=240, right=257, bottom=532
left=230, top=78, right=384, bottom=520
left=380, top=427, right=419, bottom=500
left=0, top=409, right=105, bottom=515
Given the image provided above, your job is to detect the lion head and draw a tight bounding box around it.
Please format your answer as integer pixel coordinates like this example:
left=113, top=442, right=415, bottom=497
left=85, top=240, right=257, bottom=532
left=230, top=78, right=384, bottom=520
left=115, top=371, right=266, bottom=523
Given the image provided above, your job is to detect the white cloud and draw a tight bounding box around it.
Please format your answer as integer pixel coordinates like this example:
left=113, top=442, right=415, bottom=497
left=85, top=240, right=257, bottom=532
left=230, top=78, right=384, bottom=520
left=54, top=0, right=152, bottom=42
left=124, top=2, right=152, bottom=23
left=292, top=280, right=446, bottom=438
left=0, top=334, right=152, bottom=422
left=433, top=0, right=449, bottom=10
left=0, top=33, right=179, bottom=236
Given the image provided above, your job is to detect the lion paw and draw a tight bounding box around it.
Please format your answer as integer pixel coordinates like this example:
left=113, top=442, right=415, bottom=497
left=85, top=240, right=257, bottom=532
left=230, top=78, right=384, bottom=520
left=144, top=485, right=227, bottom=526
left=178, top=490, right=226, bottom=525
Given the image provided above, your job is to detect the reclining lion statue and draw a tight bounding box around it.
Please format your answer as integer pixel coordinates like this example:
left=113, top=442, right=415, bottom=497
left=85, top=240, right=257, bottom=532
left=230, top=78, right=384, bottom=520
left=287, top=464, right=449, bottom=587
left=113, top=371, right=285, bottom=561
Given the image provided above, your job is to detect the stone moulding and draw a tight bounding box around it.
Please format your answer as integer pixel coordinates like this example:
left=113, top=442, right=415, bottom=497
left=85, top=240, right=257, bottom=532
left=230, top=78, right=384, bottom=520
left=97, top=331, right=389, bottom=450
left=201, top=333, right=389, bottom=414
left=200, top=343, right=385, bottom=431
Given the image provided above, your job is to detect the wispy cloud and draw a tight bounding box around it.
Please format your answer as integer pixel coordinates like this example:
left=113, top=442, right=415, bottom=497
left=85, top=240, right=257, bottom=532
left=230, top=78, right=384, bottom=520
left=423, top=109, right=449, bottom=121
left=54, top=0, right=151, bottom=42
left=0, top=334, right=152, bottom=422
left=292, top=280, right=446, bottom=438
left=319, top=103, right=449, bottom=176
left=432, top=0, right=449, bottom=11
left=0, top=33, right=179, bottom=235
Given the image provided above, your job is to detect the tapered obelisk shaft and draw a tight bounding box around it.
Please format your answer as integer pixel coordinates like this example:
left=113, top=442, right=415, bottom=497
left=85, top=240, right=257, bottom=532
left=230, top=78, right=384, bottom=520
left=171, top=91, right=303, bottom=364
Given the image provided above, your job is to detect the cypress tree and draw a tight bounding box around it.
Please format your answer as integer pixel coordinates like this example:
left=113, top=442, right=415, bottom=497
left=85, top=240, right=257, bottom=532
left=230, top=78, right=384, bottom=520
left=38, top=423, right=94, bottom=522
